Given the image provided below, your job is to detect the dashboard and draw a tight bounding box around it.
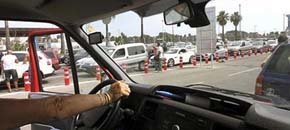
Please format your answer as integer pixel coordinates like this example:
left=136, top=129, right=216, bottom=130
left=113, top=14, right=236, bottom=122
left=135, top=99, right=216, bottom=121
left=124, top=84, right=290, bottom=130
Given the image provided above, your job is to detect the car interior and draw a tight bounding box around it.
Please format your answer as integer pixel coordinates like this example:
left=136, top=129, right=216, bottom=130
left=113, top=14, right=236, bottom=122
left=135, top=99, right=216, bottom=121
left=1, top=0, right=290, bottom=130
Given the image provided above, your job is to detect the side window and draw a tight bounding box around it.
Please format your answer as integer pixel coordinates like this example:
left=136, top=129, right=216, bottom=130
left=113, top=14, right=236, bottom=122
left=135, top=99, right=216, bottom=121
left=180, top=49, right=186, bottom=53
left=266, top=46, right=290, bottom=74
left=113, top=48, right=125, bottom=58
left=128, top=47, right=137, bottom=55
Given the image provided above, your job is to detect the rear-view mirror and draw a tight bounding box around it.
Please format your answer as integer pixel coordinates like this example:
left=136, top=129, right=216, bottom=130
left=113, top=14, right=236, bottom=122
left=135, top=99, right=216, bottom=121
left=164, top=2, right=192, bottom=25
left=88, top=32, right=104, bottom=45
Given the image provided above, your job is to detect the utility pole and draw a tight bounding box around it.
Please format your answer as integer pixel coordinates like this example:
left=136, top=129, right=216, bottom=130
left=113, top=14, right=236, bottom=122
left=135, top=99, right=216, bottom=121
left=283, top=13, right=285, bottom=31
left=140, top=16, right=144, bottom=43
left=239, top=4, right=242, bottom=40
left=172, top=25, right=174, bottom=43
left=162, top=20, right=165, bottom=43
left=4, top=20, right=10, bottom=50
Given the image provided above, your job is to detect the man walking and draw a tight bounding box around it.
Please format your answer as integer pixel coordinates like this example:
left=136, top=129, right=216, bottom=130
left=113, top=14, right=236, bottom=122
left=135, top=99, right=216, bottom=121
left=1, top=50, right=19, bottom=92
left=154, top=42, right=164, bottom=72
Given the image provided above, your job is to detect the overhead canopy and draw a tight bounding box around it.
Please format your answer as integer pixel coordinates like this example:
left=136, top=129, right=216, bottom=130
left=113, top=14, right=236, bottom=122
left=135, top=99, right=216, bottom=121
left=0, top=28, right=57, bottom=37
left=0, top=0, right=209, bottom=26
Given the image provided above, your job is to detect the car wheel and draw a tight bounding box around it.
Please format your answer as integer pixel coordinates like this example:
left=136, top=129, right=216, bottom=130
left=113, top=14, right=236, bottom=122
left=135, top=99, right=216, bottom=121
left=138, top=61, right=145, bottom=71
left=64, top=57, right=70, bottom=65
left=168, top=59, right=174, bottom=67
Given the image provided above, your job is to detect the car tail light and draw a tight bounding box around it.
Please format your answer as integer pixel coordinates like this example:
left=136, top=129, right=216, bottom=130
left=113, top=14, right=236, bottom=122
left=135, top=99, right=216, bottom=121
left=255, top=74, right=264, bottom=95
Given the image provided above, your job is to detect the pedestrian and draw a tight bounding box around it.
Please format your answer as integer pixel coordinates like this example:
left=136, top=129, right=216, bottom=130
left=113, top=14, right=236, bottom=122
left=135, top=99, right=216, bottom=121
left=0, top=81, right=130, bottom=130
left=154, top=42, right=164, bottom=72
left=1, top=49, right=19, bottom=92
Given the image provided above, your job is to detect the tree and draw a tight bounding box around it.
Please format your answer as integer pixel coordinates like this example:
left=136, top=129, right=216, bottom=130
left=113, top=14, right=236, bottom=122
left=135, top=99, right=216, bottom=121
left=230, top=12, right=242, bottom=40
left=217, top=11, right=229, bottom=43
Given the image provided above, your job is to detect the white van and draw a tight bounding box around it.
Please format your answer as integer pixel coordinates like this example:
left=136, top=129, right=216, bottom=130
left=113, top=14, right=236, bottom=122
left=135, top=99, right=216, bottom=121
left=0, top=51, right=55, bottom=82
left=76, top=43, right=148, bottom=75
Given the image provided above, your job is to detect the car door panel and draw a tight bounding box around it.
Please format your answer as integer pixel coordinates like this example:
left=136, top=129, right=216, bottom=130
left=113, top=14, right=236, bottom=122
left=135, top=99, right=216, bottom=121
left=263, top=72, right=290, bottom=101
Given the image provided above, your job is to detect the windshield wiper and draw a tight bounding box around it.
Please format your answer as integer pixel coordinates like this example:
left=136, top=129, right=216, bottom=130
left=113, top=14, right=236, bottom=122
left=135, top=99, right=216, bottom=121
left=185, top=84, right=254, bottom=98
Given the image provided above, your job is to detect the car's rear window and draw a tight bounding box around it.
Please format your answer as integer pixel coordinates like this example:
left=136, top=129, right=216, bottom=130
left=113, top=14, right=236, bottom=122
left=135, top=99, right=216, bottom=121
left=266, top=45, right=290, bottom=75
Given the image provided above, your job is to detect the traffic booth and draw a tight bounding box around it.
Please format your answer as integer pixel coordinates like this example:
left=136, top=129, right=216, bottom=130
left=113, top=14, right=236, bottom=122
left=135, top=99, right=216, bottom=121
left=205, top=54, right=209, bottom=64
left=179, top=56, right=183, bottom=68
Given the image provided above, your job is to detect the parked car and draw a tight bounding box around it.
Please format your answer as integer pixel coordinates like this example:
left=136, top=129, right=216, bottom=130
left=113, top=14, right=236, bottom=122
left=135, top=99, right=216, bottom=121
left=256, top=42, right=290, bottom=101
left=267, top=40, right=278, bottom=49
left=76, top=43, right=148, bottom=75
left=252, top=40, right=271, bottom=53
left=44, top=50, right=61, bottom=70
left=0, top=51, right=55, bottom=83
left=150, top=48, right=195, bottom=67
left=227, top=40, right=253, bottom=56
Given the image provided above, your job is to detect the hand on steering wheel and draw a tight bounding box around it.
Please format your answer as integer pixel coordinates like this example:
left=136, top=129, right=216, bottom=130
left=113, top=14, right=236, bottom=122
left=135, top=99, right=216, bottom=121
left=107, top=81, right=131, bottom=102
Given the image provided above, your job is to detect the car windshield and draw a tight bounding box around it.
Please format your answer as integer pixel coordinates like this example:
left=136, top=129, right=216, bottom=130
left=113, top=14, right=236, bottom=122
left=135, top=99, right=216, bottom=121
left=165, top=49, right=179, bottom=54
left=78, top=0, right=290, bottom=110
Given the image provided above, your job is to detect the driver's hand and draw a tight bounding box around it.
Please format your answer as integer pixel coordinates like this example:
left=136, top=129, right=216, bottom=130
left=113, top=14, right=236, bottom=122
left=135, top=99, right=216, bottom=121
left=107, top=81, right=131, bottom=102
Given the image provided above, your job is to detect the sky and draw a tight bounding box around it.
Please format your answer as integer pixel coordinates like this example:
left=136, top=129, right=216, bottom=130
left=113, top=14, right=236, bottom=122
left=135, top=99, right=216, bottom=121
left=1, top=0, right=290, bottom=37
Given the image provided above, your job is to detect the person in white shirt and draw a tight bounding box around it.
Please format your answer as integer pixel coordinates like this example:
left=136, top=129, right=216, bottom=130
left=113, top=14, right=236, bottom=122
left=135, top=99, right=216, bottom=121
left=154, top=43, right=164, bottom=72
left=1, top=49, right=19, bottom=92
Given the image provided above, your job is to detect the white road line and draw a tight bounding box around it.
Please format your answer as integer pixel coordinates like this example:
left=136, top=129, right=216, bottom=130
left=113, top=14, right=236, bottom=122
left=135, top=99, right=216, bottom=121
left=228, top=67, right=260, bottom=77
left=129, top=73, right=145, bottom=77
left=0, top=91, right=27, bottom=97
left=44, top=80, right=98, bottom=90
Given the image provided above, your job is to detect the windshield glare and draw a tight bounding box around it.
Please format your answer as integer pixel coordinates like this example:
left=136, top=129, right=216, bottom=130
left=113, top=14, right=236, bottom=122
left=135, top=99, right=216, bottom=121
left=81, top=1, right=290, bottom=110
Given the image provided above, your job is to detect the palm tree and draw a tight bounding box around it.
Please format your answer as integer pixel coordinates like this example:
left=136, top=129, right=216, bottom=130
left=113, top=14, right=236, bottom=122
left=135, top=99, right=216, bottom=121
left=217, top=11, right=229, bottom=43
left=230, top=12, right=242, bottom=40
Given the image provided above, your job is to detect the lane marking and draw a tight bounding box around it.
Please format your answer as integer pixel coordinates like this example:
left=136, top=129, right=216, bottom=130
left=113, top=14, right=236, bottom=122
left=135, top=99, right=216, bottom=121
left=228, top=67, right=260, bottom=77
left=44, top=80, right=98, bottom=90
left=0, top=91, right=27, bottom=97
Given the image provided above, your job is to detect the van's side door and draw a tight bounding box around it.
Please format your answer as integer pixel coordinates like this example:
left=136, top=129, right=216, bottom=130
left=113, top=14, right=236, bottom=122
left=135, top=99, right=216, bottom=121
left=126, top=45, right=146, bottom=66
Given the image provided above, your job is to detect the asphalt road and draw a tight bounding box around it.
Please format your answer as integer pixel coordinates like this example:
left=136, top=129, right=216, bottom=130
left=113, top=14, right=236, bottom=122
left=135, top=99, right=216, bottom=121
left=0, top=52, right=270, bottom=130
left=0, top=52, right=270, bottom=96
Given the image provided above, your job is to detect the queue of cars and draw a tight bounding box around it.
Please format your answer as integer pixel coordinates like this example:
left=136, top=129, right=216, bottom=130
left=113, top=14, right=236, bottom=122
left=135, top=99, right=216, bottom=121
left=227, top=40, right=275, bottom=56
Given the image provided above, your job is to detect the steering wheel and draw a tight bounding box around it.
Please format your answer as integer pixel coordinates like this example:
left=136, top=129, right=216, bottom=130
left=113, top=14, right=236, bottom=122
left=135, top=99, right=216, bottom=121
left=72, top=79, right=121, bottom=130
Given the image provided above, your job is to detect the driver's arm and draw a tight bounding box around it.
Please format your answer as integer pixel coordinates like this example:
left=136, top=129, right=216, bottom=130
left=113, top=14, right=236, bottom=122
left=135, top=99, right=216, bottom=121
left=0, top=81, right=130, bottom=130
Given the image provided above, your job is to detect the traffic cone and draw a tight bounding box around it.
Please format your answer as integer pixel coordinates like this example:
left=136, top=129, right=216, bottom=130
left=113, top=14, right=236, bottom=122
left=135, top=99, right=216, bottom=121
left=192, top=56, right=197, bottom=66
left=96, top=65, right=101, bottom=80
left=225, top=52, right=228, bottom=60
left=241, top=51, right=244, bottom=58
left=254, top=49, right=257, bottom=55
left=144, top=59, right=148, bottom=74
left=23, top=72, right=30, bottom=91
left=163, top=58, right=167, bottom=71
left=205, top=54, right=209, bottom=64
left=234, top=51, right=237, bottom=60
left=248, top=50, right=251, bottom=56
left=215, top=52, right=219, bottom=63
left=64, top=67, right=70, bottom=86
left=179, top=56, right=183, bottom=69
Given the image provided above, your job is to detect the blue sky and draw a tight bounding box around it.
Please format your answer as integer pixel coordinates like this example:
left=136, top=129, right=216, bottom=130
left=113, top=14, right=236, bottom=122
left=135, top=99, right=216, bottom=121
left=1, top=0, right=290, bottom=36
